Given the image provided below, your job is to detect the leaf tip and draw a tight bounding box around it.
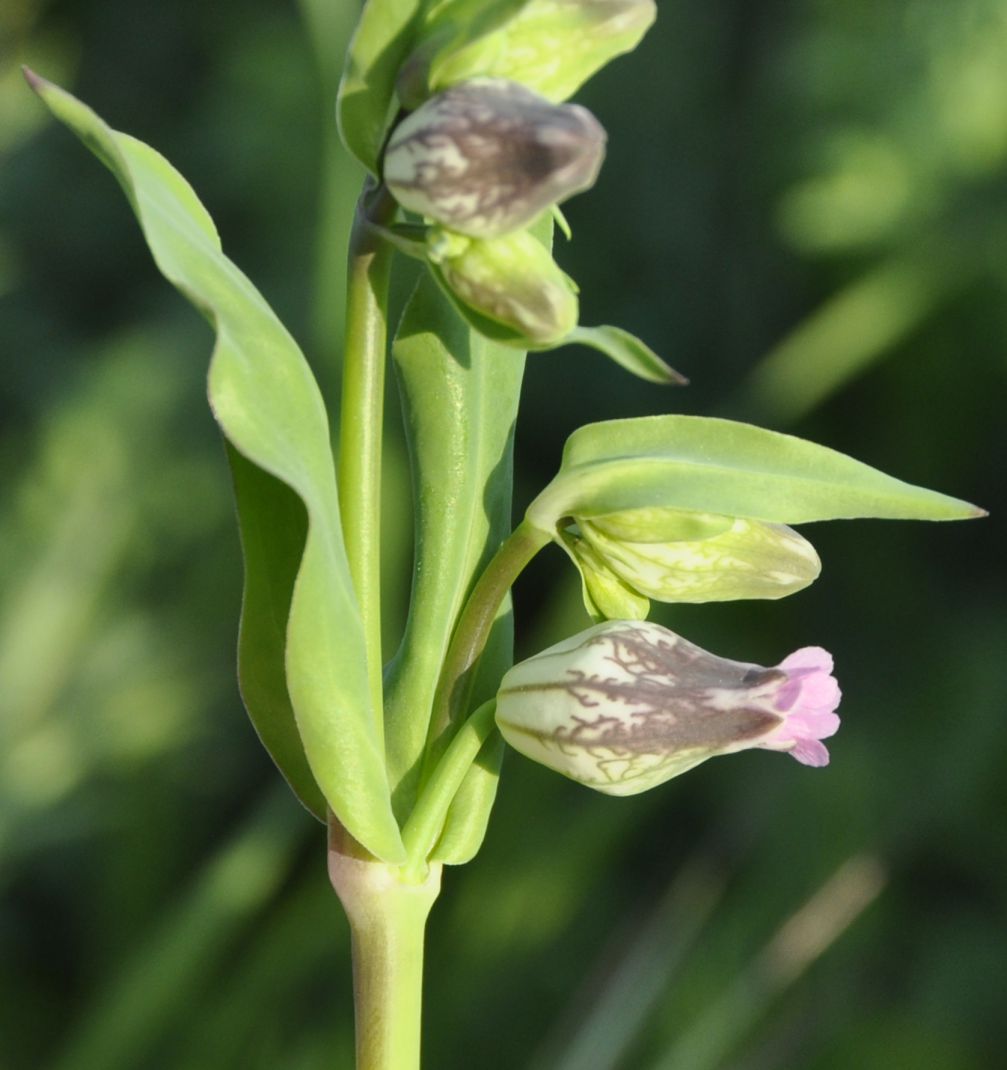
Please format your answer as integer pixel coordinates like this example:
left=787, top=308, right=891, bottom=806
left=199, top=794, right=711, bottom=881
left=21, top=65, right=47, bottom=93
left=936, top=495, right=987, bottom=520
left=635, top=353, right=689, bottom=386
left=663, top=365, right=690, bottom=387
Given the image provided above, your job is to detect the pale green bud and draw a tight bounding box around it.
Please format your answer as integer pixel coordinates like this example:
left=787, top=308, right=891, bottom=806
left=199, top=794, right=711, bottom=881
left=384, top=78, right=606, bottom=239
left=576, top=508, right=822, bottom=604
left=428, top=226, right=578, bottom=345
left=437, top=0, right=657, bottom=102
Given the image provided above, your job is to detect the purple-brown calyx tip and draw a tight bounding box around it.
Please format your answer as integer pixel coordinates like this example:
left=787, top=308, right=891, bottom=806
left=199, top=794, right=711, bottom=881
left=22, top=66, right=46, bottom=92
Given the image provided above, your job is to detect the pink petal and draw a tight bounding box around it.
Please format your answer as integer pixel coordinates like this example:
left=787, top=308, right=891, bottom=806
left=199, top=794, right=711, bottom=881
left=787, top=709, right=841, bottom=740
left=789, top=738, right=831, bottom=767
left=779, top=646, right=833, bottom=675
left=760, top=645, right=842, bottom=764
left=798, top=674, right=841, bottom=712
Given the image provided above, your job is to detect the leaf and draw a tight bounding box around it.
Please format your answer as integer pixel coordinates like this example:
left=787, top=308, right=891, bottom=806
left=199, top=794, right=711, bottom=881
left=568, top=325, right=687, bottom=385
left=430, top=731, right=504, bottom=865
left=227, top=446, right=326, bottom=821
left=385, top=273, right=525, bottom=815
left=527, top=414, right=985, bottom=530
left=430, top=594, right=513, bottom=863
left=337, top=0, right=425, bottom=174
left=29, top=71, right=405, bottom=862
left=423, top=0, right=529, bottom=63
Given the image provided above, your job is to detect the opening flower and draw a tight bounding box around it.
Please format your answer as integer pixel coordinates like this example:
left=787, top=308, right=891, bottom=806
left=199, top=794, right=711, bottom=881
left=495, top=620, right=841, bottom=795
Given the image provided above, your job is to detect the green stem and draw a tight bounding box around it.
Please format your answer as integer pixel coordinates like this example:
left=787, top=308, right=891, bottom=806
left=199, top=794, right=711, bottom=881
left=402, top=700, right=498, bottom=878
left=423, top=519, right=551, bottom=770
left=339, top=183, right=396, bottom=728
left=328, top=823, right=441, bottom=1070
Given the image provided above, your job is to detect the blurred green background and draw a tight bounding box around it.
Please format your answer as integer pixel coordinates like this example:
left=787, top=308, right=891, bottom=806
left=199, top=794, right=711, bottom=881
left=2, top=1, right=1004, bottom=1067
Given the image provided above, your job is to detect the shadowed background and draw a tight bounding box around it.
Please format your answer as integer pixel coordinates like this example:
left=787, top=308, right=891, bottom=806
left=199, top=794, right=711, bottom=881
left=1, top=1, right=1004, bottom=1067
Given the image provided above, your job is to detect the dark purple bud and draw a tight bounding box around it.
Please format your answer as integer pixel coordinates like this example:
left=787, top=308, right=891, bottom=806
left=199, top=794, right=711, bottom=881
left=383, top=78, right=605, bottom=238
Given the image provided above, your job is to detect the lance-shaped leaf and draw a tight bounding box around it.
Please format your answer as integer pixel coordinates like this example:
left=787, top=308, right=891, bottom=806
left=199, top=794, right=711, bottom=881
left=227, top=445, right=326, bottom=820
left=385, top=271, right=524, bottom=857
left=568, top=325, right=685, bottom=385
left=424, top=234, right=679, bottom=381
left=337, top=0, right=425, bottom=173
left=405, top=0, right=657, bottom=106
left=28, top=71, right=405, bottom=862
left=527, top=414, right=984, bottom=530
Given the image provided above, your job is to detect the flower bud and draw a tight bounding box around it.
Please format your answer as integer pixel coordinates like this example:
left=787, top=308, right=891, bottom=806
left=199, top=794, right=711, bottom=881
left=413, top=1, right=658, bottom=105
left=496, top=621, right=841, bottom=795
left=383, top=78, right=606, bottom=239
left=429, top=226, right=578, bottom=345
left=575, top=508, right=822, bottom=605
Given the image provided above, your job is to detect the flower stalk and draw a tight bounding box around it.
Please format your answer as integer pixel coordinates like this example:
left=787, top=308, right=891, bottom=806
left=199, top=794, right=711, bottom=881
left=423, top=518, right=551, bottom=771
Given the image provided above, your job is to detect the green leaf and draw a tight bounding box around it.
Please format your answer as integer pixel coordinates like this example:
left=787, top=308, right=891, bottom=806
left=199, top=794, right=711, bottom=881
left=429, top=595, right=513, bottom=863
left=385, top=273, right=525, bottom=816
left=29, top=71, right=405, bottom=862
left=568, top=325, right=687, bottom=385
left=430, top=730, right=504, bottom=865
left=227, top=446, right=326, bottom=821
left=424, top=0, right=656, bottom=104
left=337, top=0, right=425, bottom=173
left=527, top=414, right=985, bottom=530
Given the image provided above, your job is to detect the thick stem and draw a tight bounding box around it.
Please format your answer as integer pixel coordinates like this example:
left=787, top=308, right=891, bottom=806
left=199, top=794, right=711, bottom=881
left=329, top=822, right=442, bottom=1070
left=423, top=519, right=551, bottom=771
left=339, top=184, right=396, bottom=727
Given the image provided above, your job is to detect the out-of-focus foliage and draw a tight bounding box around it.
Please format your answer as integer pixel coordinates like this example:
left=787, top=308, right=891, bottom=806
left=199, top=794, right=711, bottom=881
left=1, top=1, right=1003, bottom=1068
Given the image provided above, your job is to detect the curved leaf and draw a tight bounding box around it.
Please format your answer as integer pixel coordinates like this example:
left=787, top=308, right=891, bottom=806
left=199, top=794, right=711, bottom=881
left=568, top=325, right=686, bottom=385
left=227, top=445, right=326, bottom=821
left=429, top=600, right=511, bottom=865
left=337, top=0, right=425, bottom=173
left=29, top=71, right=405, bottom=861
left=528, top=414, right=984, bottom=529
left=430, top=730, right=504, bottom=865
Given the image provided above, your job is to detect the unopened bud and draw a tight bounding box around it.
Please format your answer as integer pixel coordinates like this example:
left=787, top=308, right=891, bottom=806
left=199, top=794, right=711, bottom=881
left=575, top=508, right=822, bottom=604
left=429, top=0, right=658, bottom=103
left=495, top=621, right=841, bottom=795
left=429, top=226, right=578, bottom=345
left=384, top=78, right=606, bottom=239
